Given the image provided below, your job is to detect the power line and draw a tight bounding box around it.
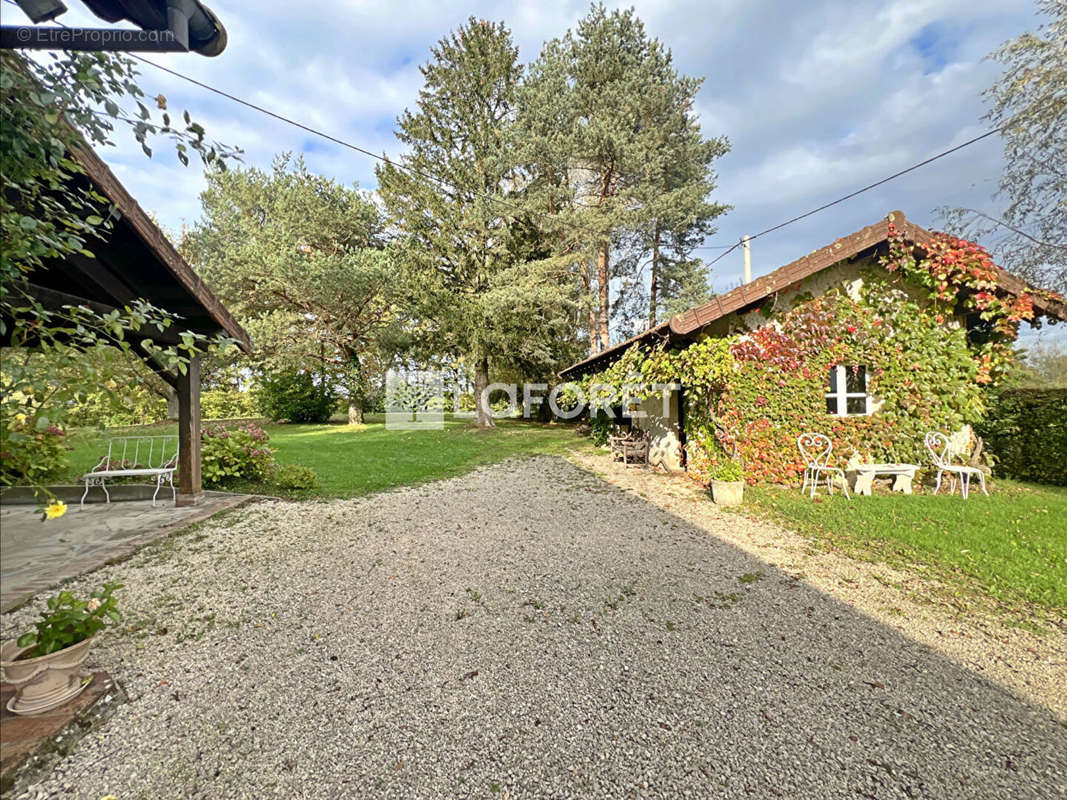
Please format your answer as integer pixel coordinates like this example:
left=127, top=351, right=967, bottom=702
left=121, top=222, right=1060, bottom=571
left=124, top=56, right=471, bottom=203
left=127, top=52, right=1004, bottom=260
left=5, top=0, right=1009, bottom=263
left=706, top=127, right=1002, bottom=267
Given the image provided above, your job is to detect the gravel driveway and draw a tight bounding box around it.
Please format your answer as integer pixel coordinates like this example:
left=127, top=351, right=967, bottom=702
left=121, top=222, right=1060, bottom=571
left=4, top=457, right=1065, bottom=799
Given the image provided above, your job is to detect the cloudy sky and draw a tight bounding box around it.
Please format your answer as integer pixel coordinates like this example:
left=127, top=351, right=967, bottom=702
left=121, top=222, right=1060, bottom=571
left=9, top=0, right=1062, bottom=344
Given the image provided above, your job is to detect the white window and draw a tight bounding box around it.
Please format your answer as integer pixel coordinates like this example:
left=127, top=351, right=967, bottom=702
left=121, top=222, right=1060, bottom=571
left=826, top=365, right=870, bottom=416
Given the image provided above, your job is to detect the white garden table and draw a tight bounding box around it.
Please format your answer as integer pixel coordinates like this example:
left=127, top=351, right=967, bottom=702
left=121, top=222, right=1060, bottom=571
left=850, top=463, right=919, bottom=496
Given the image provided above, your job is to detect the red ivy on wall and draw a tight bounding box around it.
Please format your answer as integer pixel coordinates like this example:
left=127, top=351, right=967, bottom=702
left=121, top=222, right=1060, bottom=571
left=881, top=225, right=1060, bottom=385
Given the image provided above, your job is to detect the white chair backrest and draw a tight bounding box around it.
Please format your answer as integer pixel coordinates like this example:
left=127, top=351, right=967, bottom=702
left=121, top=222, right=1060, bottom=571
left=924, top=431, right=951, bottom=468
left=104, top=436, right=179, bottom=470
left=797, top=433, right=833, bottom=469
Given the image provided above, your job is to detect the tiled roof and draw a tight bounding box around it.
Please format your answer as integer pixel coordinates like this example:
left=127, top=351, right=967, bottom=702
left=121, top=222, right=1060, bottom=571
left=560, top=211, right=1066, bottom=378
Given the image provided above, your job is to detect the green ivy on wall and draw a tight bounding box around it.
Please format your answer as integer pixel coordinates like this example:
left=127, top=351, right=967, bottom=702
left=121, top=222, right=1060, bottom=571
left=578, top=250, right=1041, bottom=485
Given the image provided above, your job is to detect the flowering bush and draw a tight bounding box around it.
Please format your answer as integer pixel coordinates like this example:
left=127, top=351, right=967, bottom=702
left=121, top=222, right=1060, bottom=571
left=16, top=583, right=122, bottom=657
left=200, top=422, right=276, bottom=486
left=0, top=412, right=69, bottom=486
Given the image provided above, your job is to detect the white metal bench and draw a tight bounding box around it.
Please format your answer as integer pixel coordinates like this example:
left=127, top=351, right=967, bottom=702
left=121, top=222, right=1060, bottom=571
left=81, top=435, right=179, bottom=507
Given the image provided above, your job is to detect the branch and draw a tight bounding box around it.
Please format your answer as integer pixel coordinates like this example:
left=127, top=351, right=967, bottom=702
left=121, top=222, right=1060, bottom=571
left=957, top=208, right=1067, bottom=251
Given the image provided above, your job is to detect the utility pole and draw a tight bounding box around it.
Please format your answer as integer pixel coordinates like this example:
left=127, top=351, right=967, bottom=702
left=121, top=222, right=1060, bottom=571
left=742, top=235, right=751, bottom=284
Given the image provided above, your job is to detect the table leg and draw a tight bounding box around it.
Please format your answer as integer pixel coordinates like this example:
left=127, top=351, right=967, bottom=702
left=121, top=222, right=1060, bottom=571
left=853, top=472, right=874, bottom=496
left=892, top=473, right=914, bottom=494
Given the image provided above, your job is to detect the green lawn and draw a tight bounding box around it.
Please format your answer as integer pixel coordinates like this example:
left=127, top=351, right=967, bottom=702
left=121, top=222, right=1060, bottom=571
left=60, top=415, right=590, bottom=499
left=741, top=481, right=1067, bottom=617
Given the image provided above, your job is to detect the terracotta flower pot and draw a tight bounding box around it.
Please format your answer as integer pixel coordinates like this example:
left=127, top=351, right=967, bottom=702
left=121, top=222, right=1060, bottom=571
left=710, top=479, right=744, bottom=508
left=0, top=636, right=95, bottom=716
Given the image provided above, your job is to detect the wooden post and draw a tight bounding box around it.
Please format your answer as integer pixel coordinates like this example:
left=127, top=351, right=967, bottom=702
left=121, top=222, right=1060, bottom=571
left=175, top=354, right=202, bottom=506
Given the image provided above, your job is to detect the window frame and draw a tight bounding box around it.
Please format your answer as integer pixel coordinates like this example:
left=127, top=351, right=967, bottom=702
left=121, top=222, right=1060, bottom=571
left=825, top=365, right=870, bottom=417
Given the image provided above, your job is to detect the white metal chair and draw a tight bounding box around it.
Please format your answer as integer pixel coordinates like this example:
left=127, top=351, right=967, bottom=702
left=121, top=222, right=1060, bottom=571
left=924, top=431, right=988, bottom=499
left=797, top=433, right=851, bottom=500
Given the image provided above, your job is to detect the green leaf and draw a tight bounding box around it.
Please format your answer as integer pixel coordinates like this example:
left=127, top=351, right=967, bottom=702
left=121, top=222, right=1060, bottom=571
left=16, top=632, right=36, bottom=648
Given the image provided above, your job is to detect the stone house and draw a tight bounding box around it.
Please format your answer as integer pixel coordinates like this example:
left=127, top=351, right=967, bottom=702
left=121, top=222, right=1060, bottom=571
left=559, top=212, right=1066, bottom=480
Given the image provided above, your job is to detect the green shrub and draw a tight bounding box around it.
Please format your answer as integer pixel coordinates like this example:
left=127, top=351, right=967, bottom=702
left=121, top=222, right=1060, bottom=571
left=201, top=388, right=260, bottom=420
left=590, top=412, right=613, bottom=447
left=64, top=384, right=166, bottom=427
left=255, top=370, right=337, bottom=424
left=273, top=463, right=319, bottom=491
left=706, top=459, right=744, bottom=482
left=16, top=583, right=122, bottom=656
left=0, top=414, right=69, bottom=486
left=200, top=423, right=276, bottom=486
left=976, top=389, right=1067, bottom=485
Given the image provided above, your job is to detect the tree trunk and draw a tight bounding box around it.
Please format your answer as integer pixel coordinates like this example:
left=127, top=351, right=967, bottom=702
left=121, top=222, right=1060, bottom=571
left=581, top=261, right=597, bottom=357
left=597, top=241, right=610, bottom=352
left=345, top=347, right=366, bottom=425
left=347, top=397, right=363, bottom=426
left=649, top=223, right=660, bottom=328
left=473, top=355, right=495, bottom=429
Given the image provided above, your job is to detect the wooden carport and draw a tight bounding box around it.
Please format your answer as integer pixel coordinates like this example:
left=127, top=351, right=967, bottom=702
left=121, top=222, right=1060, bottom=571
left=3, top=142, right=251, bottom=505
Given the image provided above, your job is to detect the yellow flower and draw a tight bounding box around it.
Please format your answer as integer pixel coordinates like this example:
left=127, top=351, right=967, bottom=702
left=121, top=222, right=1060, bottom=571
left=45, top=500, right=67, bottom=519
left=14, top=412, right=26, bottom=423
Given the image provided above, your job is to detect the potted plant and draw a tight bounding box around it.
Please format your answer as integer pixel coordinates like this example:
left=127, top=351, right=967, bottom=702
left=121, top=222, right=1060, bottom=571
left=0, top=583, right=121, bottom=716
left=708, top=458, right=745, bottom=507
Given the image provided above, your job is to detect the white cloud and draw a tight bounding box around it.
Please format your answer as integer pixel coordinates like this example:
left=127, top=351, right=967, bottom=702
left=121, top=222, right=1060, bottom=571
left=7, top=0, right=1050, bottom=292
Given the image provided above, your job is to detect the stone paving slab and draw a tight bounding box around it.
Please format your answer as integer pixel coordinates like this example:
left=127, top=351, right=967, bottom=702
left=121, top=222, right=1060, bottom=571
left=0, top=494, right=248, bottom=612
left=0, top=672, right=122, bottom=794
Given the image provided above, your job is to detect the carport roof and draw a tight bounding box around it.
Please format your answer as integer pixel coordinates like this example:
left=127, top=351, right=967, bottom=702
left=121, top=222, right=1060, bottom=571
left=4, top=139, right=251, bottom=354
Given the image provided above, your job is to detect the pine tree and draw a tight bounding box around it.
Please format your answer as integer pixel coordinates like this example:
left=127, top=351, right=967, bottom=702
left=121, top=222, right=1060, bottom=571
left=377, top=19, right=578, bottom=427
left=183, top=154, right=393, bottom=424
left=635, top=111, right=730, bottom=327
left=516, top=3, right=729, bottom=352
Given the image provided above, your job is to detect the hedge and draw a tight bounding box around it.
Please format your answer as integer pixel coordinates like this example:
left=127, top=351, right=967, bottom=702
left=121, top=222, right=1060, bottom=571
left=976, top=389, right=1067, bottom=486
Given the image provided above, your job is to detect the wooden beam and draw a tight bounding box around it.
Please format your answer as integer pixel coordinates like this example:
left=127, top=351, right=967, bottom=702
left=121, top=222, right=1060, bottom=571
left=65, top=251, right=139, bottom=305
left=175, top=354, right=202, bottom=506
left=22, top=282, right=186, bottom=346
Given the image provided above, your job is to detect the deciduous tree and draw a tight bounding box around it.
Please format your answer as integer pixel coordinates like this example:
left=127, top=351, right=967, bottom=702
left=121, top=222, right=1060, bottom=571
left=941, top=0, right=1066, bottom=293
